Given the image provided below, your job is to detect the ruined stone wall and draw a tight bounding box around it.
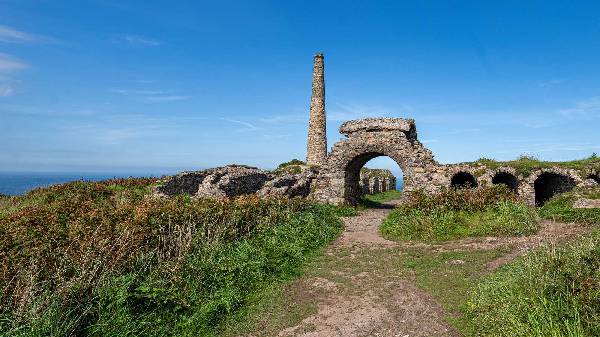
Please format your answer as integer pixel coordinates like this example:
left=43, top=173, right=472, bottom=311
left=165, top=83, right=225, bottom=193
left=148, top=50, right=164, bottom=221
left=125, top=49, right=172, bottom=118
left=359, top=168, right=396, bottom=195
left=155, top=165, right=318, bottom=200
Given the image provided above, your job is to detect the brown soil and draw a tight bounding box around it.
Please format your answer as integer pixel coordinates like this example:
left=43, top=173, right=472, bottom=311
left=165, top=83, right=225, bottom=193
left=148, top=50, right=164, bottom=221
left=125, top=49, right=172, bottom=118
left=271, top=201, right=591, bottom=337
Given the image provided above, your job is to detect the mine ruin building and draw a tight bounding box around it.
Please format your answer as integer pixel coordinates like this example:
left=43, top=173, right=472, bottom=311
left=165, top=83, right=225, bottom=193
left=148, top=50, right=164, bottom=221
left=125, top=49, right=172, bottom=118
left=156, top=53, right=598, bottom=206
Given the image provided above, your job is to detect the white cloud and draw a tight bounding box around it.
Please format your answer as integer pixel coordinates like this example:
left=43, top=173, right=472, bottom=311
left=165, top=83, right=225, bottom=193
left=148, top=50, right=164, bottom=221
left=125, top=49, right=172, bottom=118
left=0, top=53, right=27, bottom=73
left=0, top=84, right=14, bottom=96
left=538, top=79, right=564, bottom=88
left=0, top=25, right=36, bottom=43
left=111, top=88, right=168, bottom=95
left=0, top=24, right=59, bottom=44
left=559, top=97, right=600, bottom=118
left=220, top=118, right=261, bottom=130
left=145, top=95, right=191, bottom=102
left=260, top=114, right=306, bottom=124
left=116, top=35, right=162, bottom=46
left=110, top=88, right=191, bottom=102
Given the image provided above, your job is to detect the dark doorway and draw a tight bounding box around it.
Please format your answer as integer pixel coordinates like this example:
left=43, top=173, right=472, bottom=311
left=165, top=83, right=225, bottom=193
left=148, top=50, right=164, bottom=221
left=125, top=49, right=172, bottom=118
left=534, top=172, right=576, bottom=206
left=492, top=172, right=518, bottom=191
left=451, top=172, right=477, bottom=189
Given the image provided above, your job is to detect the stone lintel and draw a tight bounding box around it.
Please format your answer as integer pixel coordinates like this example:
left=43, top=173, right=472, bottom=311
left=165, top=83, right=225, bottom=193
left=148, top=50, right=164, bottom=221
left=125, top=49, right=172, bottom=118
left=339, top=118, right=416, bottom=137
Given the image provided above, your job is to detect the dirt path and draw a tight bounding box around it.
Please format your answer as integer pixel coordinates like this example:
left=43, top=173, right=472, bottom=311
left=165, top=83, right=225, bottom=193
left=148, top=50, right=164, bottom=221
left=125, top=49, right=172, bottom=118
left=278, top=201, right=456, bottom=337
left=275, top=201, right=590, bottom=337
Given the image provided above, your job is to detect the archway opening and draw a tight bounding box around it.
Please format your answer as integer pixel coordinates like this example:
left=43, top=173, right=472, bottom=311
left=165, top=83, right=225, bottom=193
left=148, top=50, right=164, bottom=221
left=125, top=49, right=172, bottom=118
left=587, top=174, right=600, bottom=184
left=492, top=171, right=518, bottom=191
left=450, top=172, right=477, bottom=189
left=534, top=172, right=576, bottom=206
left=344, top=153, right=403, bottom=206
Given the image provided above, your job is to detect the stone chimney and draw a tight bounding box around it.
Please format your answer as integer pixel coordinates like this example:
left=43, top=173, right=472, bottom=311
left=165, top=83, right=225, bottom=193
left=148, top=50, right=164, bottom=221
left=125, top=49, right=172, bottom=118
left=306, top=53, right=327, bottom=166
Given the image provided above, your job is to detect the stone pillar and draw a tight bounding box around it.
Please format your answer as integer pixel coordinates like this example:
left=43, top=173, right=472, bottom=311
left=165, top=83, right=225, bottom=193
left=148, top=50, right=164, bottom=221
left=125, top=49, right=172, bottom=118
left=306, top=53, right=327, bottom=166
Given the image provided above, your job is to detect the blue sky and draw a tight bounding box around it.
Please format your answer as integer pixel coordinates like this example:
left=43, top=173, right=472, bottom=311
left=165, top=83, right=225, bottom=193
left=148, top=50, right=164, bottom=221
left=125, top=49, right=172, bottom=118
left=1, top=1, right=599, bottom=175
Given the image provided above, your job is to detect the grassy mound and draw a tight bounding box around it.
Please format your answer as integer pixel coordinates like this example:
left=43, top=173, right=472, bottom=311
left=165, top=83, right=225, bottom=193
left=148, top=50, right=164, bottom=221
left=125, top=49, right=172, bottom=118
left=381, top=186, right=539, bottom=242
left=0, top=179, right=344, bottom=336
left=539, top=186, right=600, bottom=225
left=465, top=230, right=600, bottom=336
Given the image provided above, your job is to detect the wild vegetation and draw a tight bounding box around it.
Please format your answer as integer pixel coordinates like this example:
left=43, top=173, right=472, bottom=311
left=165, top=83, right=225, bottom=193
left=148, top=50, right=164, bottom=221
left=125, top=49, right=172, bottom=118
left=474, top=153, right=600, bottom=177
left=273, top=159, right=306, bottom=175
left=466, top=229, right=600, bottom=336
left=0, top=179, right=344, bottom=336
left=539, top=186, right=600, bottom=224
left=380, top=186, right=539, bottom=242
left=2, top=174, right=599, bottom=336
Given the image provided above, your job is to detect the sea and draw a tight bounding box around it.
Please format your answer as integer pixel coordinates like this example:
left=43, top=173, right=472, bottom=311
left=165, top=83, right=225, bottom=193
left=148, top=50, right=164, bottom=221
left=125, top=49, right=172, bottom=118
left=0, top=172, right=164, bottom=196
left=0, top=172, right=404, bottom=196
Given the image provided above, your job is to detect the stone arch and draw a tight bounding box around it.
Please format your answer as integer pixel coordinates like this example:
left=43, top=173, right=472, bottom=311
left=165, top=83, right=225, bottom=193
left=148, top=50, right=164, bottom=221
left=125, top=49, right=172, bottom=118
left=520, top=167, right=582, bottom=206
left=534, top=172, right=576, bottom=206
left=450, top=171, right=477, bottom=188
left=344, top=152, right=404, bottom=205
left=492, top=171, right=518, bottom=191
left=312, top=118, right=439, bottom=205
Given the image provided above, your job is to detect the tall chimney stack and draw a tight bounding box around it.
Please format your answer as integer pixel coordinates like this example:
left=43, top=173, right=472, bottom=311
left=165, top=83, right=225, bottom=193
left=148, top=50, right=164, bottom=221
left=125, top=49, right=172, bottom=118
left=306, top=53, right=327, bottom=166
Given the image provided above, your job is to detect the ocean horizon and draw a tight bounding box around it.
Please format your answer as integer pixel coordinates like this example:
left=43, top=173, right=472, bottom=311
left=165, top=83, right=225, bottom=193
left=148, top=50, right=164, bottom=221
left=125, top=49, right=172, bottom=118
left=0, top=172, right=167, bottom=196
left=0, top=171, right=404, bottom=196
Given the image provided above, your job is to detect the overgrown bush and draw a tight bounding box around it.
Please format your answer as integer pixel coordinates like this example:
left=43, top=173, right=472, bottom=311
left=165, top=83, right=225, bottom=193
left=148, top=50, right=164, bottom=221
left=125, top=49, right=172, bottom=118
left=465, top=230, right=600, bottom=336
left=0, top=179, right=344, bottom=336
left=380, top=186, right=539, bottom=242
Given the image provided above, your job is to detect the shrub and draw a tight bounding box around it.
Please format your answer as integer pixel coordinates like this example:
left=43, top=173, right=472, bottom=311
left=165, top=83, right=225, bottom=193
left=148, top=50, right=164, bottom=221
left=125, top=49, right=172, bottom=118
left=380, top=186, right=539, bottom=242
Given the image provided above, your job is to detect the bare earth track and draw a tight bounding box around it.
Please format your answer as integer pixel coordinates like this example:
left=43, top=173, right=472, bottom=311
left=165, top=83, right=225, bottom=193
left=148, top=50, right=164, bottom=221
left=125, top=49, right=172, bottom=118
left=267, top=201, right=589, bottom=337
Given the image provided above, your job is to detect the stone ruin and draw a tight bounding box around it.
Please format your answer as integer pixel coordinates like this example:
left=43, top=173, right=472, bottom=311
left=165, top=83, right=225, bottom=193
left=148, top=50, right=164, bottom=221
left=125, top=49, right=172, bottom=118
left=359, top=168, right=397, bottom=195
left=155, top=53, right=599, bottom=207
left=154, top=165, right=317, bottom=199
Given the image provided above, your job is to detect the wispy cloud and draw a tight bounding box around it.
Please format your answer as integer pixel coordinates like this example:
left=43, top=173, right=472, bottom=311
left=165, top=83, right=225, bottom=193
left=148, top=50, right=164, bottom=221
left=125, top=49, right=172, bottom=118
left=145, top=95, right=191, bottom=102
left=259, top=114, right=306, bottom=124
left=110, top=88, right=191, bottom=102
left=0, top=24, right=57, bottom=44
left=538, top=79, right=564, bottom=88
left=559, top=96, right=600, bottom=118
left=115, top=35, right=162, bottom=46
left=0, top=84, right=15, bottom=97
left=220, top=117, right=261, bottom=130
left=0, top=53, right=27, bottom=73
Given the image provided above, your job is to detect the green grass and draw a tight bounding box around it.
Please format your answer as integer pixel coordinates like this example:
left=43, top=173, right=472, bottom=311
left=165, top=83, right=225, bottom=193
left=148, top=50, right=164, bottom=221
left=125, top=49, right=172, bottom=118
left=381, top=187, right=539, bottom=242
left=464, top=230, right=600, bottom=337
left=0, top=179, right=345, bottom=336
left=539, top=187, right=600, bottom=225
left=358, top=189, right=403, bottom=209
